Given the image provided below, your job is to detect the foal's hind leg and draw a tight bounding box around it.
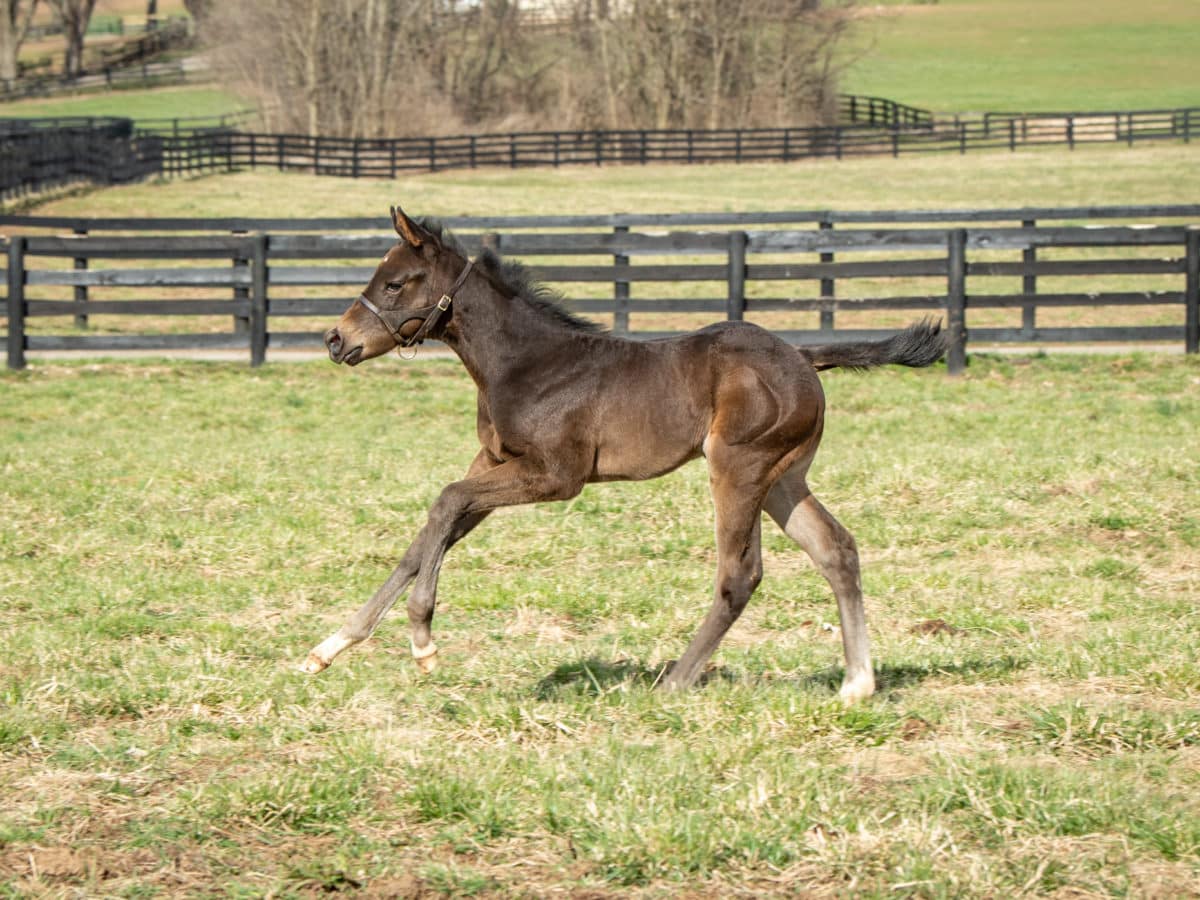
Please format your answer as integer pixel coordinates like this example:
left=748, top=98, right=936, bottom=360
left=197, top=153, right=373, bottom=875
left=765, top=464, right=875, bottom=704
left=661, top=459, right=765, bottom=690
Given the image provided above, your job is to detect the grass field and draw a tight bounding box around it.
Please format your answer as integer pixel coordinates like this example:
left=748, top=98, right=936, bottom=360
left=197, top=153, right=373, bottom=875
left=0, top=86, right=249, bottom=124
left=841, top=0, right=1200, bottom=113
left=1, top=352, right=1198, bottom=896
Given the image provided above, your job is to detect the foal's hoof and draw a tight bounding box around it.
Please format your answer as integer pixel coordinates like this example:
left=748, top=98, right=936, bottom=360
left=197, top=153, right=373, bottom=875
left=838, top=674, right=876, bottom=705
left=299, top=652, right=330, bottom=675
left=411, top=640, right=438, bottom=675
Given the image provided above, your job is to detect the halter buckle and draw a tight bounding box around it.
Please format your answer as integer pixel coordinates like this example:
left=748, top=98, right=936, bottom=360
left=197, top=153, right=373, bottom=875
left=437, top=295, right=452, bottom=312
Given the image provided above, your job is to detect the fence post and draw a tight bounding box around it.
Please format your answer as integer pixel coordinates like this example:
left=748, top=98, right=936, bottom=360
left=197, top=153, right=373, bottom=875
left=726, top=231, right=747, bottom=322
left=613, top=224, right=630, bottom=335
left=73, top=224, right=88, bottom=329
left=1186, top=229, right=1199, bottom=355
left=946, top=229, right=967, bottom=375
left=819, top=218, right=835, bottom=333
left=7, top=237, right=26, bottom=370
left=250, top=233, right=268, bottom=367
left=1021, top=218, right=1037, bottom=340
left=232, top=229, right=249, bottom=334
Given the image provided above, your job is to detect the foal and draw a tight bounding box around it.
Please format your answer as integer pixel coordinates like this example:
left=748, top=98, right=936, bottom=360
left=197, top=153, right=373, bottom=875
left=304, top=207, right=945, bottom=702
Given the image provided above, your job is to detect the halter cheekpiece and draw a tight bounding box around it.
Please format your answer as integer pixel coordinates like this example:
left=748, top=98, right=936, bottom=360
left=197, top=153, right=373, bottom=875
left=356, top=258, right=474, bottom=356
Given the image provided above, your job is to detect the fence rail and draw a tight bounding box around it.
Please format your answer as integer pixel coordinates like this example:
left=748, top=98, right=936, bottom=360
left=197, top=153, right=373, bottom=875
left=6, top=102, right=1198, bottom=201
left=3, top=207, right=1198, bottom=372
left=154, top=107, right=1197, bottom=179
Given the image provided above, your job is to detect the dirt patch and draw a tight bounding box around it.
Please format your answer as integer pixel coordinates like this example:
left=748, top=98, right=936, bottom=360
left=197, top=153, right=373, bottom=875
left=910, top=618, right=963, bottom=637
left=0, top=845, right=158, bottom=884
left=503, top=605, right=578, bottom=646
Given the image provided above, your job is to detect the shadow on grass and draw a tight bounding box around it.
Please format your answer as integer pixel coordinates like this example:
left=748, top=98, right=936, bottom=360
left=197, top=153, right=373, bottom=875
left=801, top=654, right=1033, bottom=695
left=534, top=653, right=1031, bottom=698
left=534, top=658, right=662, bottom=698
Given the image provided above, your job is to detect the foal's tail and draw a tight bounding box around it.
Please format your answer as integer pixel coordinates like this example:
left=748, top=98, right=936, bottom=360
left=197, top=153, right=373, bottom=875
left=801, top=319, right=947, bottom=371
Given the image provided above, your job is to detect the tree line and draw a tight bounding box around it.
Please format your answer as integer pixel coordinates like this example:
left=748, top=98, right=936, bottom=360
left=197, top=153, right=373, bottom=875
left=205, top=0, right=858, bottom=138
left=1, top=0, right=207, bottom=82
left=1, top=0, right=858, bottom=135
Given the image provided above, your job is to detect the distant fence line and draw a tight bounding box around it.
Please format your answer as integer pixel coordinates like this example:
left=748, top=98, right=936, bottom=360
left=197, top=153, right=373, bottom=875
left=156, top=106, right=1198, bottom=179
left=3, top=206, right=1198, bottom=373
left=0, top=118, right=164, bottom=202
left=3, top=102, right=1198, bottom=203
left=0, top=18, right=192, bottom=100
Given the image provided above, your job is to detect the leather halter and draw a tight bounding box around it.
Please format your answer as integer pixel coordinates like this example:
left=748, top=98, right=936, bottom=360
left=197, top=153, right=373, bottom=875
left=356, top=258, right=474, bottom=352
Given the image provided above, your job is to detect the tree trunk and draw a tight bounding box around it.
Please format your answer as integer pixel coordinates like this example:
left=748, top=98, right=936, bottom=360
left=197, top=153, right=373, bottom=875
left=49, top=0, right=98, bottom=79
left=0, top=0, right=39, bottom=83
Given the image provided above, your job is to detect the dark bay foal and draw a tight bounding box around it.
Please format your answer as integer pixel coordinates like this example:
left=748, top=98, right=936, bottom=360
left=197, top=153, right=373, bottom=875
left=303, top=207, right=945, bottom=702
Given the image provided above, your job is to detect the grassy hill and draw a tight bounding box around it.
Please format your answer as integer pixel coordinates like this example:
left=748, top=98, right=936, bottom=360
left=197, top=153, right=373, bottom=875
left=841, top=0, right=1200, bottom=113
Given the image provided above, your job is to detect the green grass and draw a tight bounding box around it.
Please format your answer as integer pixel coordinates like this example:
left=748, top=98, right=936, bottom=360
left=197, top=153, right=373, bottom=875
left=0, top=85, right=249, bottom=124
left=840, top=0, right=1200, bottom=113
left=1, top=353, right=1197, bottom=895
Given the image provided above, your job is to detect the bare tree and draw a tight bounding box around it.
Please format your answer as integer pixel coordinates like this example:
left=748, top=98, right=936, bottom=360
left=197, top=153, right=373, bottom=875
left=0, top=0, right=39, bottom=83
left=181, top=0, right=212, bottom=38
left=208, top=0, right=543, bottom=137
left=206, top=0, right=855, bottom=137
left=555, top=0, right=856, bottom=131
left=47, top=0, right=98, bottom=78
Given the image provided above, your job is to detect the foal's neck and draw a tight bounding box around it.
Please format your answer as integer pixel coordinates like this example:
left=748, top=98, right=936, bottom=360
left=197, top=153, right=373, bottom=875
left=444, top=281, right=583, bottom=390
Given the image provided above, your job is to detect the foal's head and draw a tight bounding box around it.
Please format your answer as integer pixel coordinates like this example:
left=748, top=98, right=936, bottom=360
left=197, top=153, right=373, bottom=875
left=324, top=207, right=466, bottom=365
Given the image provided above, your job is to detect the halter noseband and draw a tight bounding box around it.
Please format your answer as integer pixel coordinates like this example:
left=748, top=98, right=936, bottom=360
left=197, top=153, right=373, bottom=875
left=356, top=258, right=474, bottom=354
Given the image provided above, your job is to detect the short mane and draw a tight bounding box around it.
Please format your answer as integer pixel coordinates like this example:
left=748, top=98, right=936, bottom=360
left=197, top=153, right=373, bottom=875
left=419, top=217, right=607, bottom=335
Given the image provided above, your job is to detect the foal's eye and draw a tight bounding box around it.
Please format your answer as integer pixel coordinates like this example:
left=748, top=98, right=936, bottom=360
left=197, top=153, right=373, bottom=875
left=385, top=279, right=406, bottom=293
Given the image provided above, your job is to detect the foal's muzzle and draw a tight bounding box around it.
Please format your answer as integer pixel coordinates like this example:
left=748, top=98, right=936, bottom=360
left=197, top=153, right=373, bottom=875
left=324, top=327, right=362, bottom=366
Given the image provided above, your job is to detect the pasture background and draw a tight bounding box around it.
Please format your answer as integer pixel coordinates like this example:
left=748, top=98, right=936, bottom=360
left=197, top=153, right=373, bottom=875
left=840, top=0, right=1200, bottom=112
left=3, top=0, right=1200, bottom=126
left=7, top=144, right=1196, bottom=346
left=17, top=142, right=1198, bottom=219
left=1, top=354, right=1198, bottom=895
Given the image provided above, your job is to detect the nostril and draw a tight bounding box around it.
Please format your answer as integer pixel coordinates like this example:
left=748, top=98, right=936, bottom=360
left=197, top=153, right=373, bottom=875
left=326, top=329, right=342, bottom=353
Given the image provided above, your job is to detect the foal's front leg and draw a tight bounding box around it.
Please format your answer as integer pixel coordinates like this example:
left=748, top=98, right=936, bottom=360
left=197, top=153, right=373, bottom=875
left=302, top=453, right=582, bottom=674
left=300, top=449, right=497, bottom=674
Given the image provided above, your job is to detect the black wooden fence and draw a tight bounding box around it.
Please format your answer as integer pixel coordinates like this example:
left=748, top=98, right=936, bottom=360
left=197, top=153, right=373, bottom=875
left=3, top=206, right=1198, bottom=374
left=5, top=102, right=1197, bottom=201
left=0, top=118, right=163, bottom=201
left=158, top=106, right=1198, bottom=178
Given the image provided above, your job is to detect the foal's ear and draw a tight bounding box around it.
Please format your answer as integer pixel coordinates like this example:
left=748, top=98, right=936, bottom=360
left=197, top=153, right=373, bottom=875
left=391, top=205, right=428, bottom=248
